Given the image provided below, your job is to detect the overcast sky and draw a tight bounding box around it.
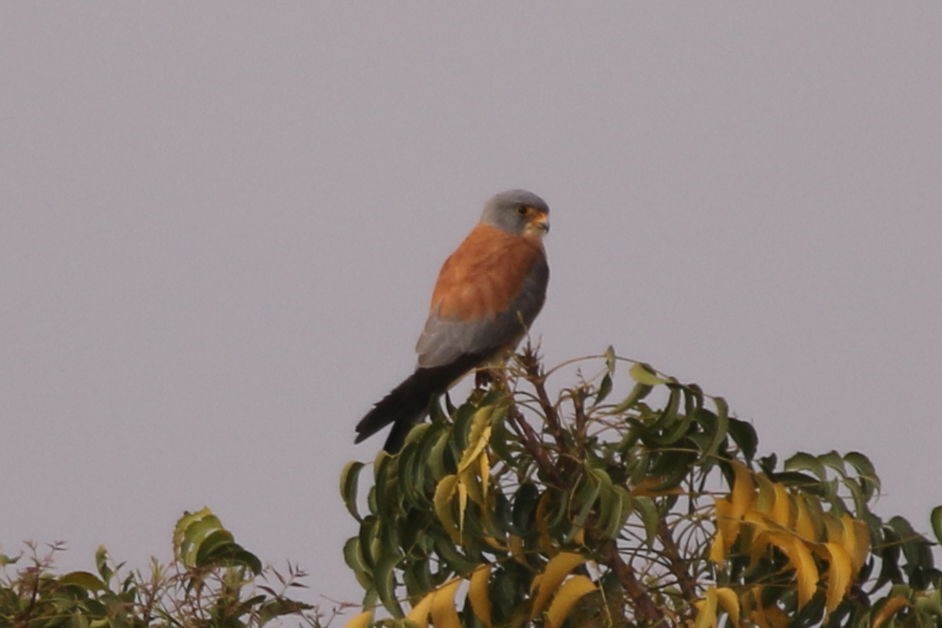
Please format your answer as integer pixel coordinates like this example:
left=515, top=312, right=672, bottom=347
left=3, top=2, right=941, bottom=616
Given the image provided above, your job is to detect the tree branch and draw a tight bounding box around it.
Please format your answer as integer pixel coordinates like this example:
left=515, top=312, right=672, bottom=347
left=599, top=539, right=667, bottom=625
left=657, top=519, right=699, bottom=607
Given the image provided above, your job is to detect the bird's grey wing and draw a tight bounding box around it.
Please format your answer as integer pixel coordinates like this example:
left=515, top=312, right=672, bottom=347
left=416, top=255, right=548, bottom=368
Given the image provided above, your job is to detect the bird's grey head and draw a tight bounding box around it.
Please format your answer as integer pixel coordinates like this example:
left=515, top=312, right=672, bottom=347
left=480, top=189, right=550, bottom=236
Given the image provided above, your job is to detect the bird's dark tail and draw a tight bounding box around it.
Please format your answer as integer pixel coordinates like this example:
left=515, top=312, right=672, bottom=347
left=355, top=354, right=482, bottom=453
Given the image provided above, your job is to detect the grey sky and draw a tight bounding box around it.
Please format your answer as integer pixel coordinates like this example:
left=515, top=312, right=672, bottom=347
left=3, top=2, right=941, bottom=614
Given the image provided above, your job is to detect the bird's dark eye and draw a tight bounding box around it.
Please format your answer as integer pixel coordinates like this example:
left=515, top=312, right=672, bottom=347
left=516, top=205, right=529, bottom=216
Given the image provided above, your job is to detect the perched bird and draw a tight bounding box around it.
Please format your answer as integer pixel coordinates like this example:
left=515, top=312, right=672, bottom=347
left=355, top=189, right=551, bottom=453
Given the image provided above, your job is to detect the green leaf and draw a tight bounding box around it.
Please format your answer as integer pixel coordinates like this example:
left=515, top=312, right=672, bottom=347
left=785, top=452, right=827, bottom=481
left=428, top=427, right=453, bottom=481
left=683, top=384, right=704, bottom=414
left=398, top=433, right=426, bottom=508
left=819, top=450, right=848, bottom=478
left=727, top=417, right=758, bottom=461
left=402, top=556, right=435, bottom=597
left=489, top=414, right=516, bottom=465
left=373, top=452, right=400, bottom=517
left=512, top=483, right=541, bottom=534
left=570, top=469, right=602, bottom=531
left=60, top=571, right=107, bottom=592
left=771, top=470, right=822, bottom=492
left=95, top=546, right=112, bottom=582
left=913, top=588, right=942, bottom=615
left=630, top=496, right=660, bottom=547
left=648, top=399, right=693, bottom=446
left=845, top=451, right=880, bottom=498
left=340, top=461, right=365, bottom=522
left=546, top=488, right=572, bottom=538
left=703, top=397, right=730, bottom=459
left=452, top=402, right=479, bottom=452
left=372, top=552, right=404, bottom=617
left=203, top=545, right=263, bottom=575
left=432, top=532, right=479, bottom=574
left=177, top=511, right=226, bottom=567
left=931, top=506, right=942, bottom=546
left=604, top=345, right=616, bottom=374
left=487, top=491, right=514, bottom=540
left=873, top=525, right=903, bottom=590
left=629, top=362, right=666, bottom=386
left=647, top=448, right=697, bottom=491
left=402, top=421, right=431, bottom=451
left=610, top=382, right=653, bottom=414
left=194, top=528, right=236, bottom=565
left=595, top=373, right=613, bottom=404
left=599, top=486, right=630, bottom=541
left=434, top=474, right=460, bottom=542
left=647, top=384, right=682, bottom=433
left=841, top=477, right=869, bottom=518
left=358, top=515, right=380, bottom=569
left=888, top=516, right=934, bottom=576
left=343, top=537, right=370, bottom=575
left=258, top=598, right=315, bottom=623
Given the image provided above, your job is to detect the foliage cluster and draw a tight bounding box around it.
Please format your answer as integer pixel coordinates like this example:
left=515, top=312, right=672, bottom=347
left=342, top=347, right=942, bottom=627
left=0, top=508, right=323, bottom=627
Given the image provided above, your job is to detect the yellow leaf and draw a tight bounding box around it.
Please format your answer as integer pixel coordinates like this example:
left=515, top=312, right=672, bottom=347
left=693, top=586, right=718, bottom=628
left=873, top=595, right=911, bottom=627
left=743, top=511, right=772, bottom=566
left=457, top=480, right=468, bottom=536
left=709, top=527, right=726, bottom=563
left=430, top=578, right=462, bottom=628
left=434, top=474, right=460, bottom=543
left=713, top=497, right=737, bottom=557
left=749, top=603, right=791, bottom=628
left=344, top=610, right=374, bottom=628
left=479, top=450, right=490, bottom=504
left=840, top=513, right=870, bottom=573
left=770, top=483, right=792, bottom=527
left=530, top=552, right=587, bottom=619
left=712, top=464, right=757, bottom=565
left=458, top=407, right=492, bottom=473
left=755, top=474, right=776, bottom=514
left=468, top=565, right=493, bottom=628
left=406, top=593, right=433, bottom=628
left=729, top=461, right=756, bottom=517
left=823, top=542, right=853, bottom=612
left=742, top=586, right=788, bottom=628
left=715, top=586, right=741, bottom=625
left=460, top=467, right=483, bottom=507
left=544, top=575, right=596, bottom=628
left=572, top=526, right=585, bottom=546
left=794, top=495, right=817, bottom=540
left=777, top=534, right=819, bottom=607
left=824, top=514, right=842, bottom=544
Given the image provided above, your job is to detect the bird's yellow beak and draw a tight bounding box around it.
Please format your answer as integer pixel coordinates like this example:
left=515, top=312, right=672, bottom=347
left=530, top=212, right=550, bottom=235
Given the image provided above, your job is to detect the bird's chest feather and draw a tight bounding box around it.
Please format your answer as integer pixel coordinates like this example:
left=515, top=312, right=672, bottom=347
left=430, top=225, right=546, bottom=322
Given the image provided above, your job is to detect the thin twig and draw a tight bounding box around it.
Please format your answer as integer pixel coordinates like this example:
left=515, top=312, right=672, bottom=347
left=518, top=346, right=562, bottom=435
left=506, top=404, right=564, bottom=487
